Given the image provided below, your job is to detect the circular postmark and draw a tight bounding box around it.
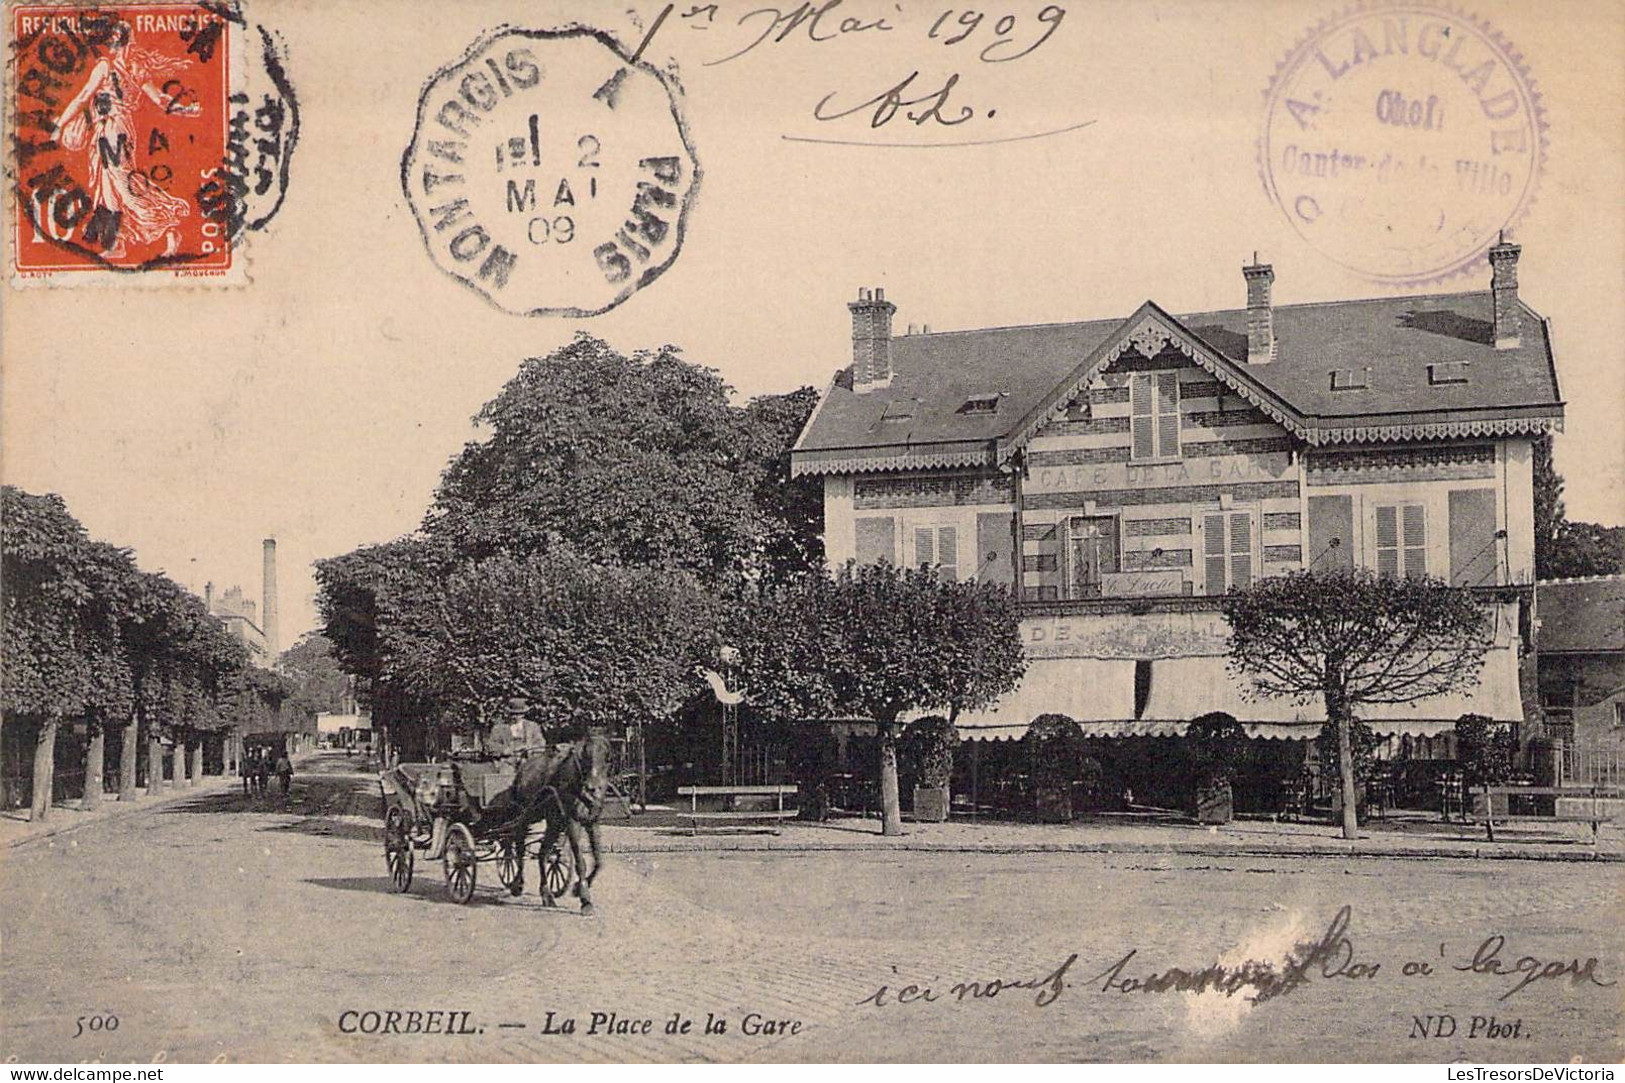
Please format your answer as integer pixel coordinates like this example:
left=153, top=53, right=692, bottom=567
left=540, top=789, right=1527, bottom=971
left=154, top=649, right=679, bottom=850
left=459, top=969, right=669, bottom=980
left=7, top=1, right=299, bottom=278
left=1259, top=3, right=1545, bottom=286
left=401, top=26, right=701, bottom=318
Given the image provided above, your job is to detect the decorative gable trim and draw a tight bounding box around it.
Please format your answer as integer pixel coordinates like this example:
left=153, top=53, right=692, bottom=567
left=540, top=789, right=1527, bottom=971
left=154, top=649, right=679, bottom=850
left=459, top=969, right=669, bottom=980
left=998, top=303, right=1309, bottom=464
left=1307, top=414, right=1563, bottom=445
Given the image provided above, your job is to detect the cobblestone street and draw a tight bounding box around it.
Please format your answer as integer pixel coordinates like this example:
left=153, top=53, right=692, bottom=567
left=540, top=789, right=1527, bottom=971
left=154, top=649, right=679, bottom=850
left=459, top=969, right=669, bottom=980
left=4, top=754, right=1620, bottom=1063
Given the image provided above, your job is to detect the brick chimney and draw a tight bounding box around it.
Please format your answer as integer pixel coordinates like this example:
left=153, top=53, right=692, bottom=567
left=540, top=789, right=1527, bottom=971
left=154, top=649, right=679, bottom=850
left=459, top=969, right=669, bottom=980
left=1488, top=236, right=1522, bottom=349
left=262, top=538, right=279, bottom=662
left=1243, top=257, right=1275, bottom=363
left=848, top=286, right=896, bottom=390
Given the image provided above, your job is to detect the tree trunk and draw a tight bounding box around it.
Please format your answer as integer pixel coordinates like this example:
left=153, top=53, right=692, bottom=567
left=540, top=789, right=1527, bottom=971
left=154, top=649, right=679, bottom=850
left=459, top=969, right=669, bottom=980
left=83, top=721, right=105, bottom=811
left=1327, top=683, right=1359, bottom=840
left=191, top=742, right=204, bottom=785
left=878, top=720, right=902, bottom=836
left=31, top=717, right=59, bottom=822
left=148, top=733, right=165, bottom=796
left=120, top=719, right=138, bottom=800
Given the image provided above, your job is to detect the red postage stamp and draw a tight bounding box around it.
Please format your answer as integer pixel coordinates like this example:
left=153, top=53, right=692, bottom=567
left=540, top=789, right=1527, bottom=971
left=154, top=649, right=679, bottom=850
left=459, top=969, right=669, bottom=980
left=9, top=1, right=295, bottom=281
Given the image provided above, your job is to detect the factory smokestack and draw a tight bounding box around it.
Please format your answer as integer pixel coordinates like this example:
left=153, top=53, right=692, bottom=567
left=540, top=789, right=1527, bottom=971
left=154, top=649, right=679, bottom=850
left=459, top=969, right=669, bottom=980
left=262, top=538, right=279, bottom=664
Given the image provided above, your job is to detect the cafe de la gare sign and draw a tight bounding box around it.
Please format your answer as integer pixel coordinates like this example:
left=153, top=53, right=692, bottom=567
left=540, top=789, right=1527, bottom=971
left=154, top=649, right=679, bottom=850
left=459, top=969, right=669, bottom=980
left=1026, top=451, right=1296, bottom=495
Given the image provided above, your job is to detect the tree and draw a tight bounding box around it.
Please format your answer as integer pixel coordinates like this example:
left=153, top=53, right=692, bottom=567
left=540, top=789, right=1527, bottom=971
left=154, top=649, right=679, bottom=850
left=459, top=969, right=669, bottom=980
left=1454, top=713, right=1517, bottom=789
left=278, top=632, right=353, bottom=720
left=1533, top=434, right=1623, bottom=579
left=1222, top=569, right=1492, bottom=839
left=423, top=335, right=821, bottom=589
left=386, top=549, right=721, bottom=741
left=2, top=488, right=139, bottom=819
left=740, top=563, right=1025, bottom=836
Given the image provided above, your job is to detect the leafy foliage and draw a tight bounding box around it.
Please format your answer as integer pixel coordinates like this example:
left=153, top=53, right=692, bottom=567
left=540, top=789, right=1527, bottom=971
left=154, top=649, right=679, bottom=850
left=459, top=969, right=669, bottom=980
left=738, top=562, right=1026, bottom=834
left=1025, top=713, right=1087, bottom=789
left=1223, top=568, right=1491, bottom=837
left=278, top=632, right=353, bottom=719
left=899, top=715, right=958, bottom=788
left=422, top=334, right=823, bottom=589
left=1533, top=435, right=1623, bottom=579
left=1222, top=569, right=1491, bottom=708
left=1313, top=715, right=1379, bottom=785
left=3, top=484, right=282, bottom=817
left=1454, top=713, right=1518, bottom=788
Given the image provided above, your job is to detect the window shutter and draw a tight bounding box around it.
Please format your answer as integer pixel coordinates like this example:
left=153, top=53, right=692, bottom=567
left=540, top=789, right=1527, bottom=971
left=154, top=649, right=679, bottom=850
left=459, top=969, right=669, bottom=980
left=936, top=526, right=959, bottom=581
left=1131, top=375, right=1154, bottom=460
left=1402, top=504, right=1427, bottom=578
left=1375, top=505, right=1399, bottom=577
left=1203, top=513, right=1227, bottom=595
left=1308, top=495, right=1354, bottom=571
left=914, top=526, right=935, bottom=569
left=1229, top=512, right=1252, bottom=589
left=854, top=517, right=896, bottom=565
left=1156, top=372, right=1181, bottom=458
left=1448, top=489, right=1497, bottom=586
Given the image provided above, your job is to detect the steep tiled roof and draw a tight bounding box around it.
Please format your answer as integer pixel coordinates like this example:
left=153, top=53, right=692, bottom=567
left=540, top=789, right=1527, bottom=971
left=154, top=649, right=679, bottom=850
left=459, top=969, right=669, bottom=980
left=793, top=290, right=1563, bottom=473
left=1538, top=577, right=1625, bottom=654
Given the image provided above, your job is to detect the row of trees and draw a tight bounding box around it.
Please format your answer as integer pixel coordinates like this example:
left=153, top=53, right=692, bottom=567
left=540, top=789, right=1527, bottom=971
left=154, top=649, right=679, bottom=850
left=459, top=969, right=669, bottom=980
left=315, top=337, right=1027, bottom=835
left=2, top=486, right=297, bottom=820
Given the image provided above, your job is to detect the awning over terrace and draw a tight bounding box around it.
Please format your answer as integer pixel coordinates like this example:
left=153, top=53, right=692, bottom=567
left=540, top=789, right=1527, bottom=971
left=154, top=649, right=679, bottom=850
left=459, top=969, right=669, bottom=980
left=954, top=645, right=1523, bottom=741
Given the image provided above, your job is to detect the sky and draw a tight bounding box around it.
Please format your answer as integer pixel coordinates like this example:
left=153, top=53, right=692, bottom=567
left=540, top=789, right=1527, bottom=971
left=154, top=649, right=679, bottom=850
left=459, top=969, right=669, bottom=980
left=5, top=0, right=1622, bottom=646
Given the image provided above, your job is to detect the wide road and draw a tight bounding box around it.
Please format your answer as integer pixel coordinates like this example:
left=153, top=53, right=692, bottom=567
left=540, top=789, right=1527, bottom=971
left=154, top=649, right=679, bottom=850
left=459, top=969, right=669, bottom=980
left=3, top=753, right=1620, bottom=1063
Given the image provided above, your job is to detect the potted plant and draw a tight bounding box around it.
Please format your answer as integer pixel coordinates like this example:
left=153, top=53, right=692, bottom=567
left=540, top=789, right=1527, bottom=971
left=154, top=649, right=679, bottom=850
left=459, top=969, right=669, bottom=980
left=900, top=715, right=957, bottom=821
left=1314, top=714, right=1379, bottom=825
left=1456, top=713, right=1519, bottom=817
left=1186, top=713, right=1248, bottom=825
left=1026, top=714, right=1086, bottom=823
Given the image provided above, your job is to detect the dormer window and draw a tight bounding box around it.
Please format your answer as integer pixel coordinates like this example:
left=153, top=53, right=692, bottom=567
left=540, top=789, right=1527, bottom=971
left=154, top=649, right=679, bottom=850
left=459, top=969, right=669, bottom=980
left=959, top=394, right=1000, bottom=416
left=880, top=400, right=915, bottom=422
left=1428, top=362, right=1470, bottom=385
left=1329, top=368, right=1369, bottom=391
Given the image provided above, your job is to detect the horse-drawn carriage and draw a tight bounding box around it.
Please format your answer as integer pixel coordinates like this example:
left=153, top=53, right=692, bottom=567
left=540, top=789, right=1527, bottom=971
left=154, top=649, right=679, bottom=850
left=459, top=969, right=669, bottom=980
left=379, top=751, right=578, bottom=905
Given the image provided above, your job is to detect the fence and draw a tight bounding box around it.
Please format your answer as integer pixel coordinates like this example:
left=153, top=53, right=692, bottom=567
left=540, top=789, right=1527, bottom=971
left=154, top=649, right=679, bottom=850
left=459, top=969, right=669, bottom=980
left=1560, top=745, right=1625, bottom=787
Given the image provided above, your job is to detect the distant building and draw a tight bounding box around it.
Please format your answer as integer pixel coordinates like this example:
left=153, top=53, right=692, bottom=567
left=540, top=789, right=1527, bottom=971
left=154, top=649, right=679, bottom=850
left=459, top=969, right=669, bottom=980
left=207, top=583, right=267, bottom=664
left=1536, top=575, right=1625, bottom=746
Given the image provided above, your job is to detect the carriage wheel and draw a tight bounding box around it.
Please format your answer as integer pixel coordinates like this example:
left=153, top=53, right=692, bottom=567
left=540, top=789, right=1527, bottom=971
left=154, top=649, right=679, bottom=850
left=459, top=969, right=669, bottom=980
left=542, top=839, right=575, bottom=900
left=443, top=823, right=477, bottom=904
left=384, top=808, right=414, bottom=893
left=497, top=841, right=524, bottom=897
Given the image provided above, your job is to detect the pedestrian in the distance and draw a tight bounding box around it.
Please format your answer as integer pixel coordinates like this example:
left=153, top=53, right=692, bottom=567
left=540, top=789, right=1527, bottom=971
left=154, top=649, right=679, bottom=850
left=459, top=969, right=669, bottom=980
left=241, top=749, right=254, bottom=796
left=275, top=750, right=293, bottom=795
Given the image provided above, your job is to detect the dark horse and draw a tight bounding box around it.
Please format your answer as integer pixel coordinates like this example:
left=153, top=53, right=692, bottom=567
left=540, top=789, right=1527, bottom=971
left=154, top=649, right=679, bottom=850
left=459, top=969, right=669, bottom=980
left=504, top=730, right=609, bottom=913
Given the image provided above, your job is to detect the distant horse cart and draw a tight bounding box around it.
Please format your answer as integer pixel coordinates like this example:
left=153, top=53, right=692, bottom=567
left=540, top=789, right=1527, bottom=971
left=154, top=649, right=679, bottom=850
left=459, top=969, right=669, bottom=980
left=378, top=735, right=608, bottom=910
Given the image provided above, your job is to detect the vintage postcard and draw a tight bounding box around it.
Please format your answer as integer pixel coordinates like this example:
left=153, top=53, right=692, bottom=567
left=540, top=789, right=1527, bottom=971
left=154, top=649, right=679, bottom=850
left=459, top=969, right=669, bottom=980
left=2, top=0, right=1622, bottom=1067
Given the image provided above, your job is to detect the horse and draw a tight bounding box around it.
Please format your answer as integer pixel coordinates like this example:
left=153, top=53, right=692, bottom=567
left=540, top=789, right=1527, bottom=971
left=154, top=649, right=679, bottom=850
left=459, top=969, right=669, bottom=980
left=503, top=730, right=610, bottom=913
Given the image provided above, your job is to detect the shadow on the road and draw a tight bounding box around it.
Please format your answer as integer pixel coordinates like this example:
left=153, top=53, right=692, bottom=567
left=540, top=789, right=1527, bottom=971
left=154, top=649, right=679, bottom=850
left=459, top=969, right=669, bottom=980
left=304, top=875, right=584, bottom=913
left=261, top=818, right=380, bottom=843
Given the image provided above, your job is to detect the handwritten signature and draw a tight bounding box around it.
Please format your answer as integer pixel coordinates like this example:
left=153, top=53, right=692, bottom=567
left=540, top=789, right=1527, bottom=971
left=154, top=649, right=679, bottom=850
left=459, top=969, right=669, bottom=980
left=855, top=906, right=1616, bottom=1010
left=634, top=1, right=1080, bottom=144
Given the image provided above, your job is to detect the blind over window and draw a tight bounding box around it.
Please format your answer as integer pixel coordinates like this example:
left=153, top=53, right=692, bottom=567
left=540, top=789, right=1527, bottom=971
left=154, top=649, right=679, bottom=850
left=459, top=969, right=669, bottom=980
left=854, top=517, right=895, bottom=565
left=1448, top=489, right=1497, bottom=586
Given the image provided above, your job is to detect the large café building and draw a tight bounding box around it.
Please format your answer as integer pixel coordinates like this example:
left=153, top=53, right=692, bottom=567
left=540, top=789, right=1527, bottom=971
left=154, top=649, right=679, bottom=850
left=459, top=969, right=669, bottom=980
left=789, top=242, right=1564, bottom=800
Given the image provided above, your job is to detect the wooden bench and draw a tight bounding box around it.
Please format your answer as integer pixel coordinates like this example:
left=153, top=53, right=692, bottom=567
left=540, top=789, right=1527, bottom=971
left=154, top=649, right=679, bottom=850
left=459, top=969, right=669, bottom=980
left=677, top=784, right=798, bottom=835
left=1472, top=785, right=1621, bottom=842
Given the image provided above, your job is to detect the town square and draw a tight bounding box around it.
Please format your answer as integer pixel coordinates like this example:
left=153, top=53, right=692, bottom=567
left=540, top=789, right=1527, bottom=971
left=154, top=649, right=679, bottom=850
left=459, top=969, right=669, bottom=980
left=3, top=0, right=1622, bottom=1067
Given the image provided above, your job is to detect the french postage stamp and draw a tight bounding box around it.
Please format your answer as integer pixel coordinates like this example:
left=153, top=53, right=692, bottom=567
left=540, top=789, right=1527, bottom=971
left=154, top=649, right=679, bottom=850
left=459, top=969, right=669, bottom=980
left=401, top=26, right=701, bottom=318
left=1258, top=3, right=1546, bottom=285
left=7, top=0, right=297, bottom=284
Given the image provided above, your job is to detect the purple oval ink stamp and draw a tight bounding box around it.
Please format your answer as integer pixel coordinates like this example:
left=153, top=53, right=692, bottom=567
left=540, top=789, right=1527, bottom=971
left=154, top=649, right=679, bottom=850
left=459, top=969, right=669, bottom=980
left=1259, top=3, right=1546, bottom=286
left=402, top=26, right=700, bottom=318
